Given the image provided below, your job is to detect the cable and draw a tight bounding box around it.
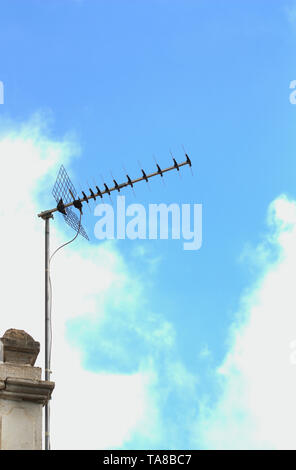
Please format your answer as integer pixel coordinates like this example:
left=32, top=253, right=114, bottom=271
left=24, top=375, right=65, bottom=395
left=46, top=211, right=82, bottom=450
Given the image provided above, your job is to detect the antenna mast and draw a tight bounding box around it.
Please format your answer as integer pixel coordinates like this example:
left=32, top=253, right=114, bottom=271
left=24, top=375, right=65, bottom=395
left=38, top=152, right=192, bottom=450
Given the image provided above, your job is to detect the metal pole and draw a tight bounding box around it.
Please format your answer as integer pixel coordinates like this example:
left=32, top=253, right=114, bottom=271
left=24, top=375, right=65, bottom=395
left=44, top=216, right=51, bottom=450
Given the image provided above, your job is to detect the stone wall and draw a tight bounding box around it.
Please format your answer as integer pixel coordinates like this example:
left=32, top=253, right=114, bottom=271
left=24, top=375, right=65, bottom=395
left=0, top=329, right=54, bottom=450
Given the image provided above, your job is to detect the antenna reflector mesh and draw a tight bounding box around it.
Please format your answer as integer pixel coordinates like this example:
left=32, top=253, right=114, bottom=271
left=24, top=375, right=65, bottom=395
left=52, top=165, right=89, bottom=240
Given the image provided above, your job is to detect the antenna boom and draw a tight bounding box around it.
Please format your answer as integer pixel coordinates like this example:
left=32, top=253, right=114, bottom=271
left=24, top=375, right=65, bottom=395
left=38, top=158, right=191, bottom=219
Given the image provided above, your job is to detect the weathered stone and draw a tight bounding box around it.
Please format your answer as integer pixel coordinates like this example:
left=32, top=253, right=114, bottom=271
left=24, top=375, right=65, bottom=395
left=0, top=328, right=40, bottom=366
left=0, top=329, right=55, bottom=450
left=0, top=400, right=42, bottom=450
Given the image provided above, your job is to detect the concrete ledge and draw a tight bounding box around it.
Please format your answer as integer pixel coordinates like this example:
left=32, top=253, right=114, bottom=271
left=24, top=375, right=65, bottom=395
left=0, top=377, right=54, bottom=406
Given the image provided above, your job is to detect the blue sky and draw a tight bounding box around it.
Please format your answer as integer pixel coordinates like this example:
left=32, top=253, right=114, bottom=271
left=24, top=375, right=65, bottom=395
left=1, top=0, right=296, bottom=449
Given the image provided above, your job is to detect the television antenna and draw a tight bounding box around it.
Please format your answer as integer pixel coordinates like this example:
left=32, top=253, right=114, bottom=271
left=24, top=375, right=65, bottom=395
left=37, top=151, right=192, bottom=450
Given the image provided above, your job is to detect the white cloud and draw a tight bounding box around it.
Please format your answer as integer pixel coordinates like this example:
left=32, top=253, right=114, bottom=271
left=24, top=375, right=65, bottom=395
left=195, top=194, right=296, bottom=450
left=0, top=114, right=167, bottom=449
left=5, top=114, right=296, bottom=450
left=51, top=348, right=161, bottom=449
